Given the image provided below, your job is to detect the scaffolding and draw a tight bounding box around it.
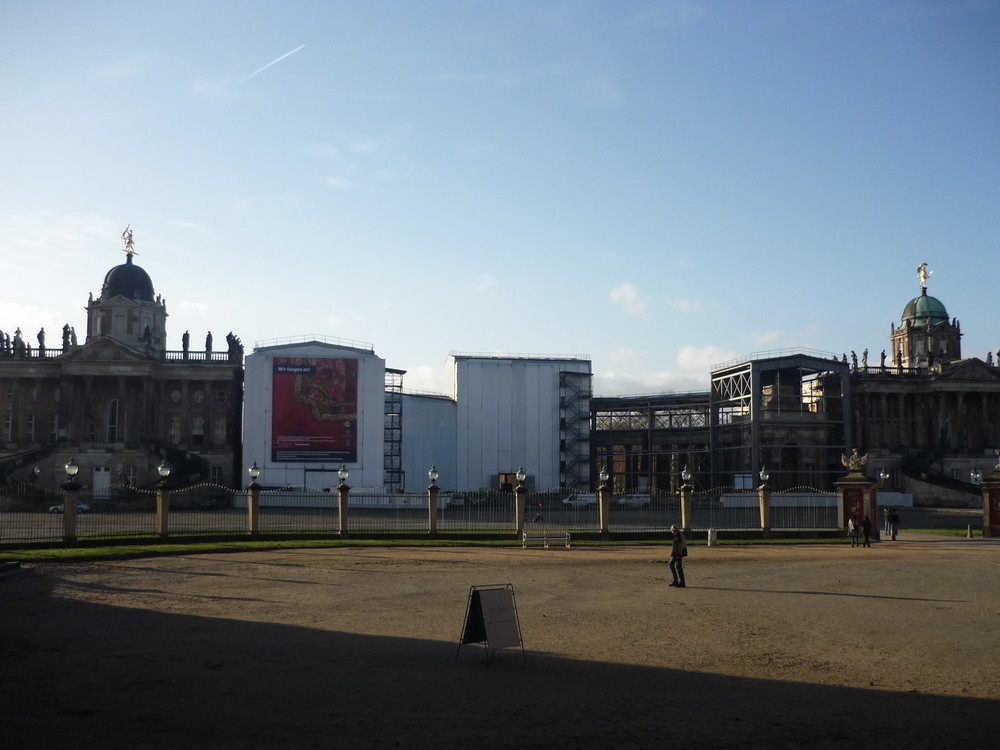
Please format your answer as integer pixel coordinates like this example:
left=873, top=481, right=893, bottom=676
left=559, top=370, right=592, bottom=489
left=590, top=393, right=710, bottom=494
left=384, top=368, right=404, bottom=491
left=710, top=353, right=851, bottom=491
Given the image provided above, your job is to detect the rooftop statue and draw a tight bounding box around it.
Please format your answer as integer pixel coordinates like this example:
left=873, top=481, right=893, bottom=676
left=122, top=225, right=137, bottom=256
left=916, top=262, right=932, bottom=289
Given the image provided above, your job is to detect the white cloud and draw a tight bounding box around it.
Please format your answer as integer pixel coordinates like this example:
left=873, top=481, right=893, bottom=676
left=401, top=365, right=451, bottom=395
left=177, top=300, right=215, bottom=316
left=594, top=369, right=707, bottom=397
left=475, top=273, right=497, bottom=293
left=677, top=344, right=741, bottom=372
left=308, top=143, right=342, bottom=159
left=667, top=296, right=703, bottom=314
left=0, top=211, right=117, bottom=274
left=609, top=282, right=649, bottom=316
left=323, top=176, right=354, bottom=191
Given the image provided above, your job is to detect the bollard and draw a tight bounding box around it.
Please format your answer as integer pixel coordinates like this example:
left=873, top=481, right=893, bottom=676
left=967, top=524, right=973, bottom=539
left=707, top=528, right=717, bottom=547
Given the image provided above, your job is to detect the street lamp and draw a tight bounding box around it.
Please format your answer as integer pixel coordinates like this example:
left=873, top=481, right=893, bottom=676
left=681, top=465, right=692, bottom=486
left=879, top=467, right=890, bottom=487
left=759, top=465, right=770, bottom=485
left=248, top=461, right=261, bottom=482
left=428, top=464, right=439, bottom=486
left=157, top=460, right=172, bottom=480
left=31, top=466, right=40, bottom=482
left=64, top=458, right=79, bottom=479
left=338, top=464, right=349, bottom=486
left=599, top=464, right=610, bottom=486
left=515, top=465, right=526, bottom=485
left=971, top=467, right=983, bottom=485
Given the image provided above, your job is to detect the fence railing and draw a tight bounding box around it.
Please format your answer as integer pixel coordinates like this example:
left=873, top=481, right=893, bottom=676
left=0, top=483, right=843, bottom=548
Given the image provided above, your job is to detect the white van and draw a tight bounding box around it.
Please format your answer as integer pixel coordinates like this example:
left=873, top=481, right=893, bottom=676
left=561, top=493, right=597, bottom=508
left=616, top=494, right=651, bottom=508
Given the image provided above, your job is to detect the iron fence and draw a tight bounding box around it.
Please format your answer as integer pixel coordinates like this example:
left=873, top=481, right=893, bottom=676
left=0, top=483, right=843, bottom=547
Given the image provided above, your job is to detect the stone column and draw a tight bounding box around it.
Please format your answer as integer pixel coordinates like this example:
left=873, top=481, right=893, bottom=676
left=337, top=480, right=350, bottom=537
left=758, top=481, right=771, bottom=532
left=428, top=482, right=440, bottom=536
left=680, top=482, right=693, bottom=533
left=247, top=480, right=261, bottom=537
left=514, top=481, right=526, bottom=538
left=61, top=476, right=81, bottom=544
left=155, top=480, right=170, bottom=539
left=597, top=478, right=611, bottom=539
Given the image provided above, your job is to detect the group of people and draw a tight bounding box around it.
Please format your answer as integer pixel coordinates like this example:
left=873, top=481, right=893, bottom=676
left=848, top=508, right=901, bottom=547
left=847, top=516, right=872, bottom=547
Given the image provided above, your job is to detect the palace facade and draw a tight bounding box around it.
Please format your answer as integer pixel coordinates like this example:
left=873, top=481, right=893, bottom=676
left=0, top=246, right=244, bottom=492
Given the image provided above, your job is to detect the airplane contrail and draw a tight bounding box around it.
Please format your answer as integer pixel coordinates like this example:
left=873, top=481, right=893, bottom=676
left=236, top=44, right=306, bottom=84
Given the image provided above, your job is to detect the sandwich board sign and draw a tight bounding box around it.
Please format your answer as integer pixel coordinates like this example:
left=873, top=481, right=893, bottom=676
left=456, top=584, right=524, bottom=661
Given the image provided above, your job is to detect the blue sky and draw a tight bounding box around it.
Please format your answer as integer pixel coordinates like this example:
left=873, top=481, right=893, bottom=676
left=1, top=0, right=997, bottom=395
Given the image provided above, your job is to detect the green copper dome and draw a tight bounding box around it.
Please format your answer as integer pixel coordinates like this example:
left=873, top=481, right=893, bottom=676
left=901, top=288, right=949, bottom=327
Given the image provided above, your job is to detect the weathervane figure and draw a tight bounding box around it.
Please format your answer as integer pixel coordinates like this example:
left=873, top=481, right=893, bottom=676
left=916, top=262, right=932, bottom=289
left=122, top=225, right=137, bottom=256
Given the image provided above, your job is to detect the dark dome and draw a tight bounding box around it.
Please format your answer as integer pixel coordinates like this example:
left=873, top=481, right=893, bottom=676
left=901, top=288, right=949, bottom=327
left=102, top=254, right=154, bottom=302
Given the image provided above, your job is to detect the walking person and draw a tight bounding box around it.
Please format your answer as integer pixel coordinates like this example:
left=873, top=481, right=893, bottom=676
left=883, top=507, right=892, bottom=537
left=668, top=524, right=687, bottom=588
left=862, top=516, right=872, bottom=548
left=848, top=516, right=860, bottom=547
left=890, top=509, right=901, bottom=541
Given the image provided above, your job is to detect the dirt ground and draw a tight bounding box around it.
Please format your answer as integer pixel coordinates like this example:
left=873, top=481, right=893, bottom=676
left=2, top=532, right=999, bottom=749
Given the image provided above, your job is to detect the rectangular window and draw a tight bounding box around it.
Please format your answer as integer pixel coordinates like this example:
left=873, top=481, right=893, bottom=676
left=107, top=400, right=119, bottom=442
left=210, top=466, right=223, bottom=485
left=49, top=415, right=58, bottom=442
left=26, top=414, right=35, bottom=442
left=213, top=417, right=227, bottom=445
left=2, top=413, right=11, bottom=442
left=169, top=416, right=181, bottom=445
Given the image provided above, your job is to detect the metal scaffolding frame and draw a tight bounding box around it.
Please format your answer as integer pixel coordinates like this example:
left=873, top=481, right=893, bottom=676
left=559, top=370, right=592, bottom=490
left=383, top=368, right=404, bottom=491
left=709, top=353, right=852, bottom=491
left=590, top=392, right=710, bottom=494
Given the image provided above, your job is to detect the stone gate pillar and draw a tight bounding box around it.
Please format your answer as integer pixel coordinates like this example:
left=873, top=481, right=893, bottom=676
left=835, top=450, right=878, bottom=539
left=981, top=452, right=1000, bottom=538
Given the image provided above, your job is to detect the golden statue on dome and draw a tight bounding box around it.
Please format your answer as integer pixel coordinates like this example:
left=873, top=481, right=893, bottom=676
left=916, top=262, right=932, bottom=289
left=122, top=225, right=137, bottom=256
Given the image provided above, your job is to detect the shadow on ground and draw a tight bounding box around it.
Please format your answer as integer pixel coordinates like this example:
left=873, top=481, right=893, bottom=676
left=1, top=566, right=994, bottom=750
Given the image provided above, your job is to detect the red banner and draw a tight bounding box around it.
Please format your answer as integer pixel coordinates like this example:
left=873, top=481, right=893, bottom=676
left=271, top=357, right=358, bottom=463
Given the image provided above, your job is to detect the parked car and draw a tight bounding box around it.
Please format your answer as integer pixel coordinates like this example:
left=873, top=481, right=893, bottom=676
left=616, top=494, right=651, bottom=508
left=561, top=493, right=597, bottom=508
left=48, top=503, right=90, bottom=513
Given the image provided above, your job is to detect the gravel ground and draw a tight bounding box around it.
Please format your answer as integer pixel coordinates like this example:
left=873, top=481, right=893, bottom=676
left=2, top=531, right=998, bottom=749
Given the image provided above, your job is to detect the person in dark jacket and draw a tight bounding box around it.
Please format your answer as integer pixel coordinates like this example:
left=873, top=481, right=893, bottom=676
left=669, top=524, right=687, bottom=588
left=862, top=516, right=872, bottom=548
